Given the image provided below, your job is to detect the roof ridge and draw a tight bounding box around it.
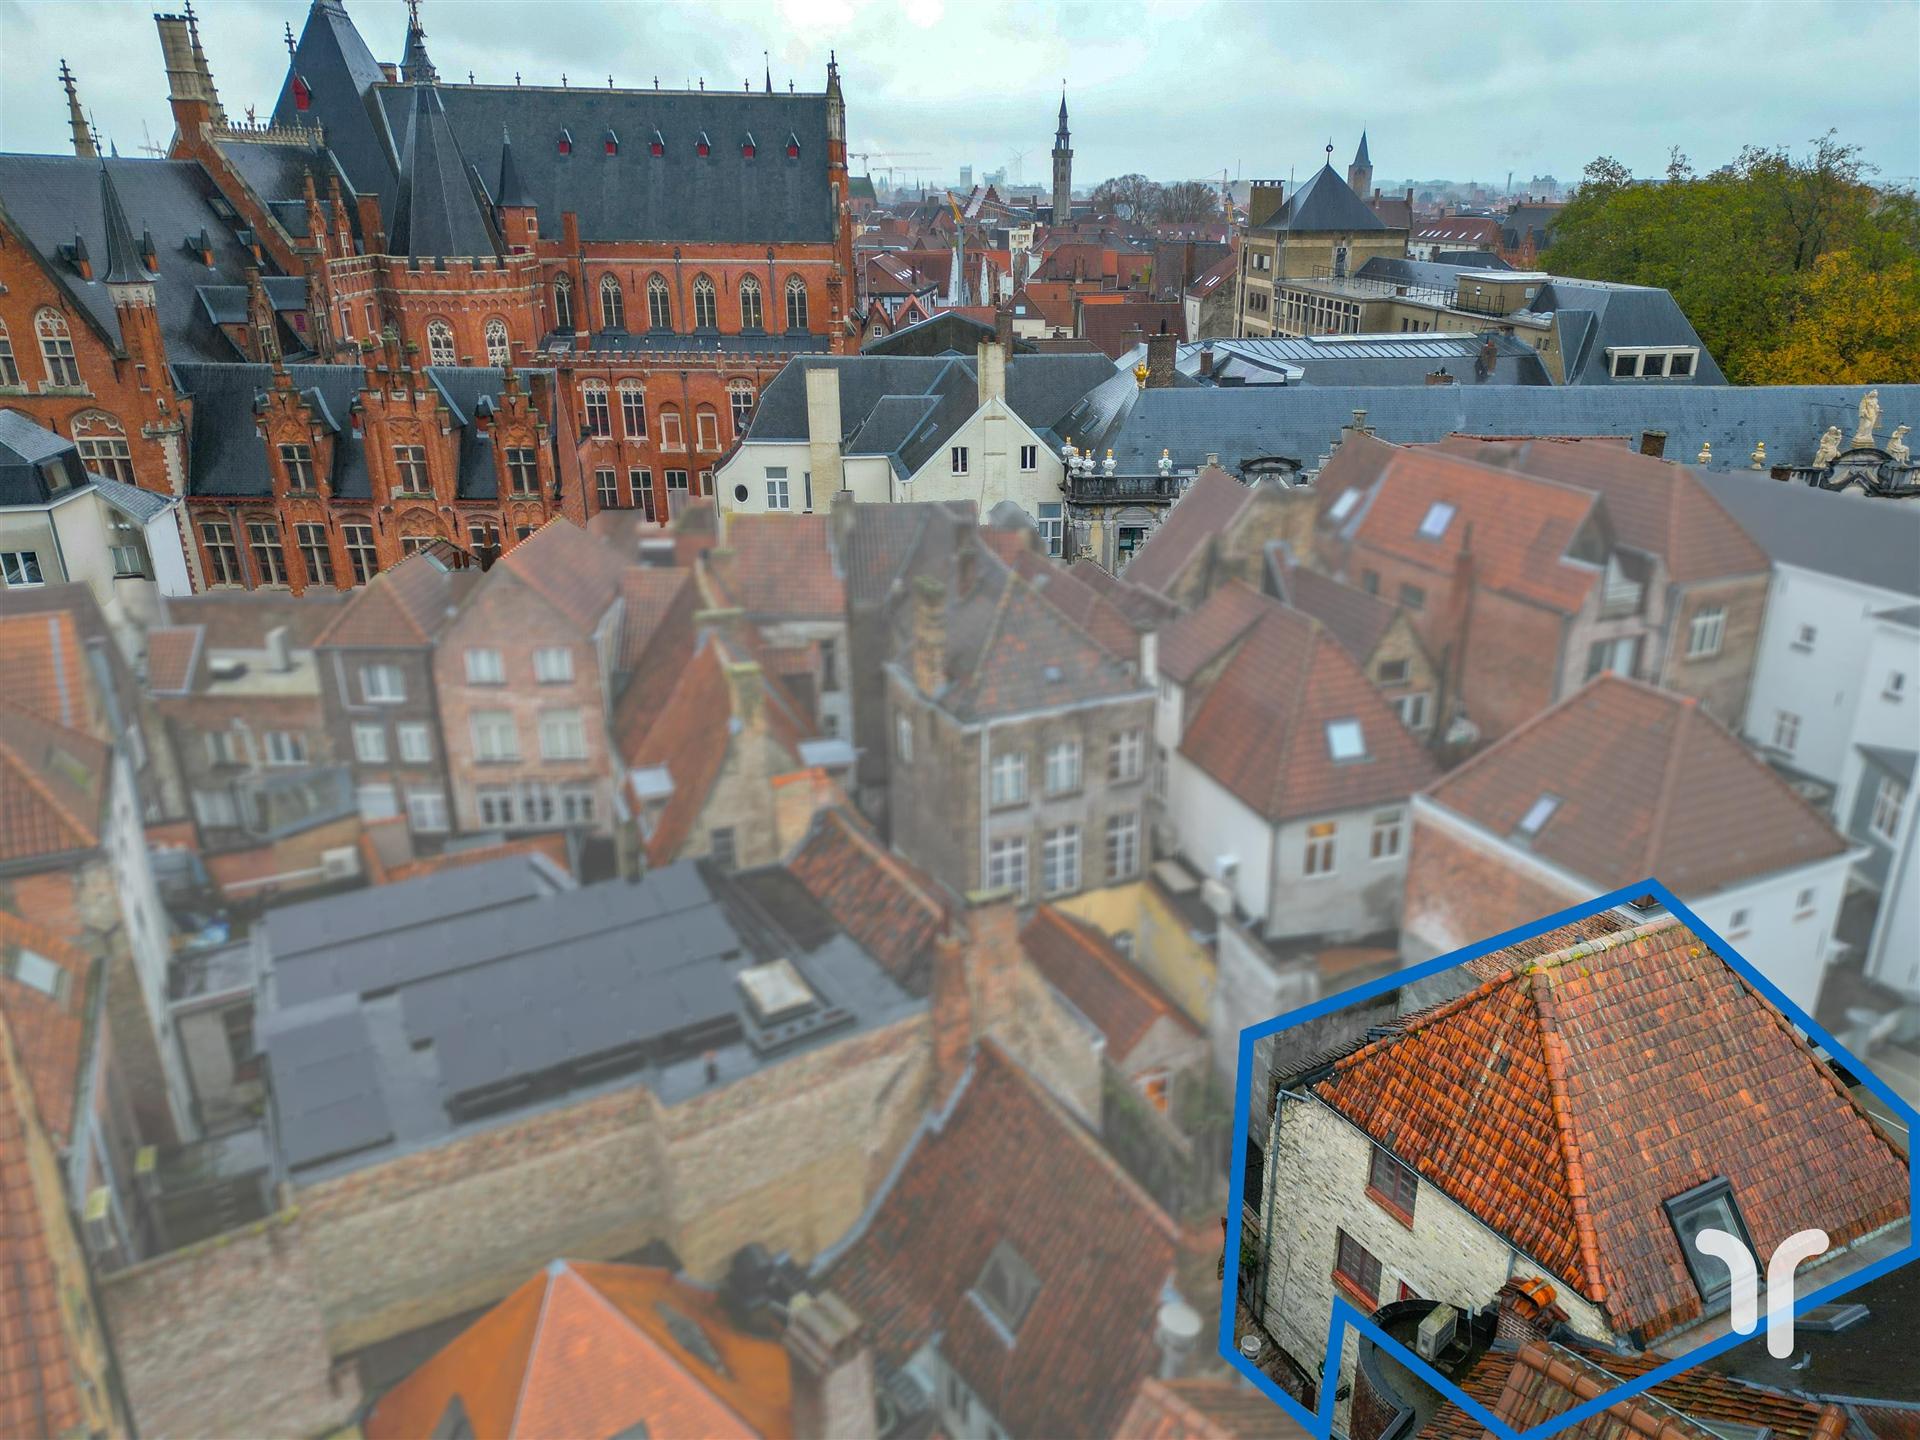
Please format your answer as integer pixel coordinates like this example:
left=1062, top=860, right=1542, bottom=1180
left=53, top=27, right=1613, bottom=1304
left=815, top=808, right=948, bottom=920
left=1527, top=967, right=1613, bottom=1312
left=1032, top=906, right=1194, bottom=1032
left=0, top=698, right=104, bottom=853
left=507, top=1262, right=563, bottom=1438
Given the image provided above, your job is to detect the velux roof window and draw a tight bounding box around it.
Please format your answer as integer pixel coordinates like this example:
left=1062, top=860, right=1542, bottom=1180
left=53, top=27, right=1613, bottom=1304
left=1517, top=793, right=1560, bottom=837
left=1417, top=500, right=1456, bottom=539
left=972, top=1239, right=1040, bottom=1339
left=1328, top=489, right=1361, bottom=522
left=1664, top=1177, right=1756, bottom=1306
left=1326, top=719, right=1366, bottom=762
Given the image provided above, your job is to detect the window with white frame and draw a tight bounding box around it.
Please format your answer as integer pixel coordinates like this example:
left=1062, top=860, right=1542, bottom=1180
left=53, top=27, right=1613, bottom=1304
left=696, top=408, right=720, bottom=451
left=562, top=785, right=596, bottom=825
left=76, top=432, right=135, bottom=484
left=360, top=663, right=405, bottom=704
left=352, top=723, right=388, bottom=764
left=1038, top=502, right=1063, bottom=558
left=951, top=445, right=969, bottom=474
left=648, top=275, right=672, bottom=329
left=616, top=381, right=647, bottom=438
left=470, top=710, right=518, bottom=761
left=1886, top=670, right=1908, bottom=701
left=739, top=276, right=764, bottom=331
left=1395, top=692, right=1431, bottom=731
left=582, top=381, right=611, bottom=437
left=426, top=319, right=456, bottom=366
left=1043, top=739, right=1082, bottom=796
left=1370, top=809, right=1403, bottom=860
left=1687, top=607, right=1726, bottom=658
left=357, top=783, right=400, bottom=820
left=0, top=321, right=19, bottom=386
left=1871, top=775, right=1908, bottom=843
left=1303, top=820, right=1336, bottom=876
left=1, top=550, right=45, bottom=587
left=539, top=709, right=588, bottom=760
left=1773, top=710, right=1800, bottom=752
left=263, top=731, right=308, bottom=766
left=465, top=648, right=505, bottom=685
left=204, top=729, right=244, bottom=767
left=396, top=723, right=432, bottom=764
left=730, top=382, right=755, bottom=436
left=785, top=276, right=809, bottom=331
left=1726, top=907, right=1751, bottom=937
left=596, top=468, right=620, bottom=509
left=407, top=788, right=450, bottom=832
left=36, top=309, right=79, bottom=387
left=692, top=275, right=717, bottom=329
left=987, top=834, right=1028, bottom=898
left=552, top=275, right=574, bottom=331
left=1793, top=623, right=1817, bottom=651
left=1794, top=887, right=1817, bottom=917
left=990, top=749, right=1028, bottom=807
left=534, top=647, right=574, bottom=684
left=1107, top=728, right=1144, bottom=783
left=1020, top=444, right=1037, bottom=471
left=896, top=712, right=913, bottom=763
left=1041, top=824, right=1081, bottom=895
left=767, top=471, right=791, bottom=510
left=1105, top=811, right=1139, bottom=880
left=476, top=786, right=515, bottom=827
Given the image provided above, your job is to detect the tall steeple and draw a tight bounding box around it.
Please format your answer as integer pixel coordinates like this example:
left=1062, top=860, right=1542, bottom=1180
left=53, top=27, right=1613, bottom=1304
left=1051, top=85, right=1072, bottom=226
left=401, top=0, right=437, bottom=83
left=59, top=60, right=96, bottom=159
left=1348, top=130, right=1373, bottom=197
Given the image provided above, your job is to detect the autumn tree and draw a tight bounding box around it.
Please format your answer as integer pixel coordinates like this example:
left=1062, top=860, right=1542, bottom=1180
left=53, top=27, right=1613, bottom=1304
left=1157, top=180, right=1222, bottom=223
left=1090, top=173, right=1163, bottom=219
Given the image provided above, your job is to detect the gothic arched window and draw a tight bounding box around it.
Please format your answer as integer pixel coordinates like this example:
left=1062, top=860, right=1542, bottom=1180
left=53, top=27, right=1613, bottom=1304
left=693, top=275, right=717, bottom=330
left=36, top=309, right=79, bottom=387
left=484, top=318, right=510, bottom=365
left=785, top=277, right=809, bottom=332
left=600, top=274, right=626, bottom=331
left=739, top=276, right=763, bottom=332
left=647, top=275, right=671, bottom=330
left=553, top=275, right=574, bottom=332
left=426, top=319, right=456, bottom=366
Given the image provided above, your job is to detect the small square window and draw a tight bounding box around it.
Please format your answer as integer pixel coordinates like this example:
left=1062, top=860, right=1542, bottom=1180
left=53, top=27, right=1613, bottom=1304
left=1326, top=719, right=1366, bottom=761
left=1399, top=582, right=1425, bottom=612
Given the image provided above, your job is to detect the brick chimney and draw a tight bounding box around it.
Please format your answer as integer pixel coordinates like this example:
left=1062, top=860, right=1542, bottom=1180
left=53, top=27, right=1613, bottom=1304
left=1198, top=341, right=1214, bottom=379
left=1426, top=366, right=1455, bottom=386
left=962, top=897, right=1022, bottom=1039
left=930, top=926, right=971, bottom=1104
left=976, top=332, right=1007, bottom=408
left=786, top=1291, right=876, bottom=1440
left=1145, top=329, right=1178, bottom=389
left=723, top=660, right=766, bottom=733
left=805, top=364, right=845, bottom=495
left=911, top=574, right=946, bottom=696
left=995, top=305, right=1015, bottom=352
left=1638, top=430, right=1668, bottom=459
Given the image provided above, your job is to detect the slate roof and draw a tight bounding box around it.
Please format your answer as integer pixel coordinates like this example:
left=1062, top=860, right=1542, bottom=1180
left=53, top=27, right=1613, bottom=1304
left=1177, top=589, right=1438, bottom=823
left=0, top=911, right=91, bottom=1146
left=1250, top=163, right=1389, bottom=234
left=1315, top=921, right=1909, bottom=1339
left=0, top=410, right=87, bottom=510
left=364, top=1260, right=788, bottom=1439
left=1697, top=472, right=1920, bottom=598
left=1429, top=674, right=1850, bottom=895
left=0, top=154, right=266, bottom=364
left=383, top=84, right=499, bottom=259
left=1057, top=382, right=1920, bottom=478
left=1428, top=1336, right=1849, bottom=1440
left=313, top=551, right=477, bottom=649
left=372, top=85, right=837, bottom=245
left=1527, top=277, right=1727, bottom=385
left=0, top=699, right=109, bottom=865
left=0, top=1009, right=90, bottom=1439
left=1020, top=907, right=1197, bottom=1061
left=1441, top=436, right=1769, bottom=583
left=270, top=0, right=396, bottom=194
left=785, top=807, right=949, bottom=997
left=1129, top=333, right=1552, bottom=389
left=824, top=1041, right=1179, bottom=1439
left=1121, top=466, right=1252, bottom=596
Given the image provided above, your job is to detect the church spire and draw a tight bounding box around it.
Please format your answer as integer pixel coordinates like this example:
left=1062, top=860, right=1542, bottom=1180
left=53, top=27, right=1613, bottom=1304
left=1050, top=83, right=1073, bottom=226
left=402, top=0, right=437, bottom=83
left=60, top=60, right=96, bottom=159
left=99, top=159, right=156, bottom=286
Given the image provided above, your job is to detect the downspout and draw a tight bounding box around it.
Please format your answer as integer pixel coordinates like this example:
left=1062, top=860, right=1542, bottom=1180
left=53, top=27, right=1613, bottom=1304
left=1253, top=1087, right=1288, bottom=1324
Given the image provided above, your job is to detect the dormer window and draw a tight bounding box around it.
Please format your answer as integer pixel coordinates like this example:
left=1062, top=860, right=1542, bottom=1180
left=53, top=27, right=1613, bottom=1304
left=972, top=1240, right=1039, bottom=1339
left=556, top=129, right=573, bottom=156
left=604, top=131, right=619, bottom=156
left=649, top=130, right=665, bottom=157
left=292, top=75, right=312, bottom=111
left=696, top=132, right=711, bottom=158
left=785, top=133, right=801, bottom=160
left=741, top=133, right=757, bottom=159
left=1418, top=500, right=1456, bottom=539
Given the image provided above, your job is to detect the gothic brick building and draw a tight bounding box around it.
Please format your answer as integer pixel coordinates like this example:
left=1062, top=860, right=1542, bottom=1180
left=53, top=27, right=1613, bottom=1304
left=0, top=0, right=855, bottom=596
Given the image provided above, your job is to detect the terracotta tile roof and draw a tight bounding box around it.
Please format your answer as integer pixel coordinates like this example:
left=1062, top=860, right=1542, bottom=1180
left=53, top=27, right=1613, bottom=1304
left=1155, top=581, right=1269, bottom=685
left=313, top=551, right=475, bottom=648
left=613, top=573, right=699, bottom=758
left=364, top=1260, right=789, bottom=1439
left=936, top=566, right=1147, bottom=722
left=1317, top=435, right=1603, bottom=614
left=828, top=1041, right=1179, bottom=1439
left=496, top=518, right=631, bottom=631
left=1427, top=675, right=1848, bottom=895
left=0, top=612, right=91, bottom=729
left=1314, top=922, right=1909, bottom=1338
left=1442, top=437, right=1770, bottom=584
left=705, top=513, right=846, bottom=620
left=143, top=624, right=204, bottom=696
left=980, top=524, right=1036, bottom=567
left=0, top=912, right=90, bottom=1145
left=0, top=1013, right=88, bottom=1440
left=1124, top=466, right=1252, bottom=595
left=1428, top=1338, right=1848, bottom=1440
left=1178, top=589, right=1438, bottom=823
left=0, top=699, right=110, bottom=865
left=1275, top=565, right=1399, bottom=664
left=617, top=568, right=696, bottom=673
left=1006, top=549, right=1142, bottom=661
left=785, top=807, right=948, bottom=997
left=1117, top=1377, right=1307, bottom=1439
left=1066, top=559, right=1184, bottom=632
left=1021, top=906, right=1198, bottom=1060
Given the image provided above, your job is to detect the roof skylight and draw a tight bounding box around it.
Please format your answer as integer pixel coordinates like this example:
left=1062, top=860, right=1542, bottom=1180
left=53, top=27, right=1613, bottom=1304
left=1326, top=719, right=1366, bottom=761
left=1517, top=793, right=1560, bottom=835
left=1418, top=500, right=1456, bottom=539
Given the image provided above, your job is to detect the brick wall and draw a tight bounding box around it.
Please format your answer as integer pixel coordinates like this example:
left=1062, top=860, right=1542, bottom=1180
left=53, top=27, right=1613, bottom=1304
left=1401, top=812, right=1582, bottom=965
left=1660, top=576, right=1768, bottom=728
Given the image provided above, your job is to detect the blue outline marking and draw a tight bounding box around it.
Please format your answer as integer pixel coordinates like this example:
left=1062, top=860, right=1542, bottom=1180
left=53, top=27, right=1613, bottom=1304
left=1217, top=878, right=1920, bottom=1440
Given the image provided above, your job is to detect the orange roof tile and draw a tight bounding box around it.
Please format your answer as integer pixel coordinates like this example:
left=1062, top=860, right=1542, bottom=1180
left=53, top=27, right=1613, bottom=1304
left=1314, top=923, right=1909, bottom=1338
left=786, top=808, right=948, bottom=997
left=0, top=611, right=92, bottom=730
left=313, top=552, right=475, bottom=649
left=617, top=568, right=696, bottom=672
left=828, top=1041, right=1179, bottom=1439
left=143, top=624, right=204, bottom=696
left=364, top=1261, right=790, bottom=1440
left=1123, top=466, right=1253, bottom=596
left=1178, top=590, right=1439, bottom=823
left=1155, top=581, right=1269, bottom=685
left=1118, top=1377, right=1309, bottom=1440
left=496, top=519, right=630, bottom=632
left=1427, top=675, right=1848, bottom=895
left=0, top=699, right=110, bottom=865
left=1020, top=907, right=1197, bottom=1059
left=0, top=912, right=90, bottom=1144
left=1005, top=549, right=1142, bottom=661
left=704, top=513, right=845, bottom=619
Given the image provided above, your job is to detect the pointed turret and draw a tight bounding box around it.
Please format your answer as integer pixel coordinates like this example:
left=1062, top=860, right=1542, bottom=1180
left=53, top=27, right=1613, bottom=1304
left=99, top=160, right=156, bottom=286
left=401, top=0, right=437, bottom=83
left=386, top=83, right=499, bottom=259
left=764, top=52, right=772, bottom=94
left=1347, top=130, right=1373, bottom=198
left=59, top=60, right=96, bottom=159
left=496, top=126, right=534, bottom=208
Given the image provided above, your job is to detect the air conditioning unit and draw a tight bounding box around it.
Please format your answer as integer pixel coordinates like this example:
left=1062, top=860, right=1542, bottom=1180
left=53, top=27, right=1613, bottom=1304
left=320, top=845, right=361, bottom=881
left=1415, top=1304, right=1459, bottom=1362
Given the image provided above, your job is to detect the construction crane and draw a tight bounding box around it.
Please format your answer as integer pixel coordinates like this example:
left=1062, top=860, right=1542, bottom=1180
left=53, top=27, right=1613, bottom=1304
left=849, top=151, right=930, bottom=192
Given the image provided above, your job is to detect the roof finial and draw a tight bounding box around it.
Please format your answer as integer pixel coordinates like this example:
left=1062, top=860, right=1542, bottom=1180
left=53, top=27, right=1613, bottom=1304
left=764, top=50, right=772, bottom=93
left=1325, top=139, right=1334, bottom=162
left=283, top=22, right=296, bottom=58
left=59, top=59, right=96, bottom=160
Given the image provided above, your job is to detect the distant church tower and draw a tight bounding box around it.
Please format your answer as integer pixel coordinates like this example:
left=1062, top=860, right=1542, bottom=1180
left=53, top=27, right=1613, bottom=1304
left=1348, top=131, right=1373, bottom=196
left=1051, top=88, right=1073, bottom=224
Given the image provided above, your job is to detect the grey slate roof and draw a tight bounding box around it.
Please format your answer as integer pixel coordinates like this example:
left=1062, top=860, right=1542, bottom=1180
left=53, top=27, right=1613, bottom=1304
left=1356, top=254, right=1514, bottom=292
left=270, top=0, right=398, bottom=196
left=384, top=84, right=501, bottom=259
left=1060, top=380, right=1920, bottom=480
left=1251, top=163, right=1388, bottom=234
left=91, top=477, right=177, bottom=524
left=0, top=410, right=88, bottom=506
left=1526, top=278, right=1726, bottom=384
left=375, top=84, right=836, bottom=245
left=0, top=154, right=270, bottom=363
left=1697, top=472, right=1920, bottom=598
left=194, top=275, right=309, bottom=326
left=255, top=855, right=920, bottom=1177
left=1119, top=334, right=1551, bottom=388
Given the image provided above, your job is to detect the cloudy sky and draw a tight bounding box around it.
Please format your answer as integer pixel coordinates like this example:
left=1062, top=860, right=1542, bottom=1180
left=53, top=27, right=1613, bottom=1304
left=2, top=0, right=1915, bottom=192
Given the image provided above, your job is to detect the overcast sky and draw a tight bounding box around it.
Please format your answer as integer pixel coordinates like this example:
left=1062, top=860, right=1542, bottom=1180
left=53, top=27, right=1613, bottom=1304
left=2, top=0, right=1915, bottom=193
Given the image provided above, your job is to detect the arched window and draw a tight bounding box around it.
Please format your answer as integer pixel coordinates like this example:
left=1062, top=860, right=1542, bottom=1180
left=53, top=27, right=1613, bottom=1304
left=72, top=411, right=135, bottom=483
left=36, top=310, right=79, bottom=388
left=647, top=275, right=671, bottom=330
left=0, top=320, right=20, bottom=387
left=581, top=379, right=611, bottom=438
left=600, top=274, right=626, bottom=331
left=553, top=275, right=574, bottom=332
left=785, top=277, right=809, bottom=333
left=739, top=276, right=763, bottom=332
left=619, top=381, right=646, bottom=439
left=729, top=380, right=755, bottom=437
left=484, top=318, right=510, bottom=365
left=426, top=319, right=456, bottom=366
left=692, top=275, right=717, bottom=330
